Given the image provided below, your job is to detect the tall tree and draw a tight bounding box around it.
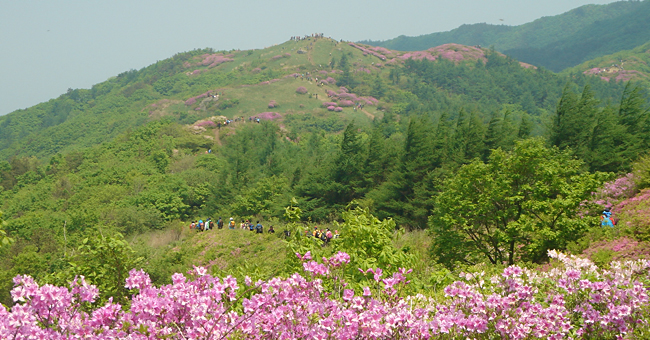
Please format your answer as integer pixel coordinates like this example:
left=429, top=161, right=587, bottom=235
left=483, top=111, right=503, bottom=161
left=431, top=138, right=601, bottom=267
left=332, top=122, right=366, bottom=203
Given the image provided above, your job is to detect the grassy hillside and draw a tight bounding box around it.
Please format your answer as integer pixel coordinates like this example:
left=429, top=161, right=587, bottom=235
left=0, top=39, right=627, bottom=162
left=563, top=41, right=650, bottom=86
left=363, top=0, right=650, bottom=72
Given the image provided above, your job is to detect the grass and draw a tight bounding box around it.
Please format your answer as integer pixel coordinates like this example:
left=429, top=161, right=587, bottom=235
left=133, top=224, right=289, bottom=284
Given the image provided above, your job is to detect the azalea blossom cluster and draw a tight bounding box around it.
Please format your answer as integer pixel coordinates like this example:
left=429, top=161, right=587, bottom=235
left=295, top=86, right=308, bottom=94
left=183, top=53, right=235, bottom=70
left=256, top=112, right=281, bottom=120
left=348, top=42, right=387, bottom=60
left=324, top=87, right=378, bottom=107
left=592, top=173, right=638, bottom=210
left=2, top=250, right=649, bottom=339
left=185, top=91, right=215, bottom=106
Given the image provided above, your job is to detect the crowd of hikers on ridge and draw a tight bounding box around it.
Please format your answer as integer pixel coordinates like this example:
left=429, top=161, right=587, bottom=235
left=188, top=216, right=341, bottom=245
left=190, top=217, right=270, bottom=234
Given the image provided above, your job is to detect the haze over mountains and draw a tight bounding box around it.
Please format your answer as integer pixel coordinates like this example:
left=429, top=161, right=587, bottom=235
left=362, top=0, right=650, bottom=72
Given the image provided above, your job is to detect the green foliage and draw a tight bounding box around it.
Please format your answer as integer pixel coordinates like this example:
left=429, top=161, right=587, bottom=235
left=431, top=139, right=603, bottom=267
left=230, top=176, right=289, bottom=218
left=0, top=35, right=648, bottom=305
left=550, top=83, right=649, bottom=172
left=285, top=205, right=416, bottom=286
left=0, top=211, right=13, bottom=248
left=45, top=232, right=142, bottom=306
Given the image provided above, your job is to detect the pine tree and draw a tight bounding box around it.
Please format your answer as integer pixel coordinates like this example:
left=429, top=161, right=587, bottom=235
left=332, top=122, right=366, bottom=203
left=618, top=82, right=647, bottom=135
left=465, top=112, right=486, bottom=160
left=518, top=113, right=533, bottom=139
left=483, top=111, right=503, bottom=161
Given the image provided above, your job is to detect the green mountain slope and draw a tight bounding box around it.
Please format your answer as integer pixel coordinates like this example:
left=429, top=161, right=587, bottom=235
left=1, top=39, right=649, bottom=305
left=0, top=40, right=626, bottom=161
left=563, top=41, right=650, bottom=85
left=363, top=0, right=650, bottom=72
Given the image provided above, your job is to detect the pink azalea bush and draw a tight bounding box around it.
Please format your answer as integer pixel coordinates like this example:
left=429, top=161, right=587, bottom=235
left=327, top=105, right=336, bottom=111
left=185, top=91, right=212, bottom=106
left=584, top=67, right=602, bottom=75
left=268, top=100, right=277, bottom=108
left=200, top=53, right=234, bottom=68
left=592, top=173, right=638, bottom=210
left=348, top=42, right=387, bottom=60
left=396, top=44, right=487, bottom=64
left=2, top=250, right=650, bottom=339
left=195, top=120, right=216, bottom=128
left=322, top=102, right=337, bottom=108
left=296, top=86, right=308, bottom=94
left=339, top=100, right=354, bottom=107
left=582, top=236, right=650, bottom=263
left=325, top=76, right=336, bottom=84
left=334, top=107, right=343, bottom=112
left=257, top=112, right=281, bottom=120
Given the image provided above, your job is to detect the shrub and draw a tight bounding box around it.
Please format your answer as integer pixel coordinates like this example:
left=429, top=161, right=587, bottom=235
left=296, top=86, right=308, bottom=94
left=257, top=112, right=281, bottom=120
left=195, top=120, right=216, bottom=128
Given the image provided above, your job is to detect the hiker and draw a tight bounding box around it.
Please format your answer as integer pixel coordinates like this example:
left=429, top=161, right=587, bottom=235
left=229, top=217, right=235, bottom=229
left=255, top=221, right=263, bottom=234
left=198, top=220, right=204, bottom=232
left=240, top=220, right=247, bottom=229
left=209, top=219, right=215, bottom=230
left=190, top=221, right=196, bottom=231
left=217, top=217, right=224, bottom=229
left=320, top=229, right=328, bottom=244
left=249, top=221, right=255, bottom=231
left=204, top=218, right=211, bottom=231
left=325, top=228, right=333, bottom=241
left=284, top=229, right=291, bottom=238
left=601, top=210, right=616, bottom=228
left=268, top=226, right=275, bottom=234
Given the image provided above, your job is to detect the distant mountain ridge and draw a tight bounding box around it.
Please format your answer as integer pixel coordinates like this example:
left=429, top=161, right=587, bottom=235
left=362, top=0, right=650, bottom=72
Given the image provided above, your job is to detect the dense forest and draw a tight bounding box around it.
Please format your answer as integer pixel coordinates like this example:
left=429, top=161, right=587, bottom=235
left=2, top=36, right=650, bottom=338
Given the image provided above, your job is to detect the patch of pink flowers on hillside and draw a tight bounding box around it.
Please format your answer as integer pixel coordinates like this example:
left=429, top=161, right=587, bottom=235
left=396, top=44, right=487, bottom=63
left=185, top=53, right=234, bottom=70
left=257, top=112, right=282, bottom=120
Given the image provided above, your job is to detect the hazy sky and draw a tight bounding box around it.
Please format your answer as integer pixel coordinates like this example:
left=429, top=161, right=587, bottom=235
left=0, top=0, right=619, bottom=116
